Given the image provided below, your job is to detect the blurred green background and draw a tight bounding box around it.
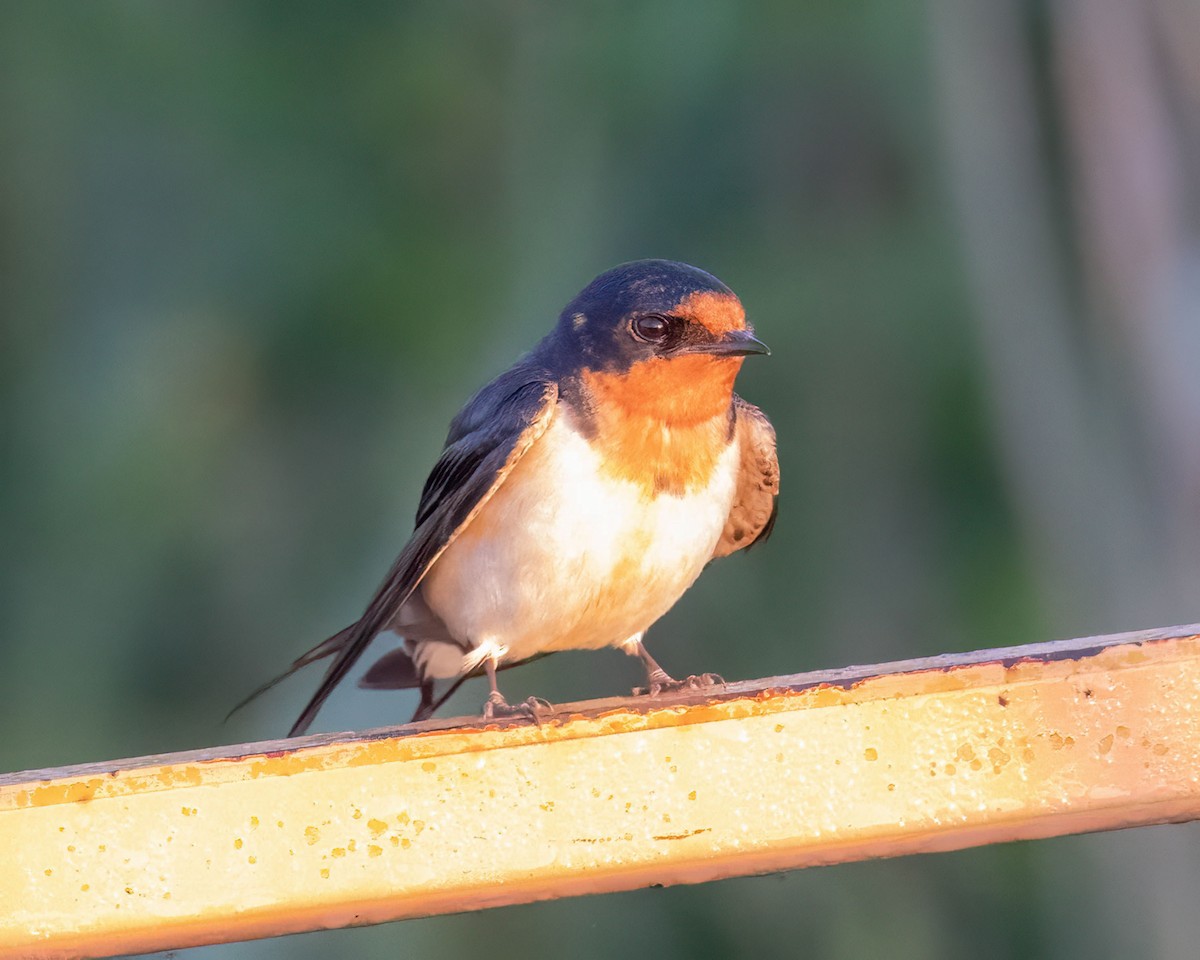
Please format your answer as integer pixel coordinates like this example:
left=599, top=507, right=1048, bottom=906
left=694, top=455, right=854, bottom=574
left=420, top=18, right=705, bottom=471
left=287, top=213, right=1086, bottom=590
left=4, top=2, right=1200, bottom=958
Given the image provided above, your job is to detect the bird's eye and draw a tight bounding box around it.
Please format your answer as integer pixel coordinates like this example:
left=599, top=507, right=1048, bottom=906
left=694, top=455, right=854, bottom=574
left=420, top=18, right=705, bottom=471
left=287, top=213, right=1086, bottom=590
left=632, top=314, right=671, bottom=343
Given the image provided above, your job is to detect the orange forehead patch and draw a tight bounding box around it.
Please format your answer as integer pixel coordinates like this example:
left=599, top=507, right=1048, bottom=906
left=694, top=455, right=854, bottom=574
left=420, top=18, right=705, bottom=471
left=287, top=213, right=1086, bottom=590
left=675, top=290, right=745, bottom=335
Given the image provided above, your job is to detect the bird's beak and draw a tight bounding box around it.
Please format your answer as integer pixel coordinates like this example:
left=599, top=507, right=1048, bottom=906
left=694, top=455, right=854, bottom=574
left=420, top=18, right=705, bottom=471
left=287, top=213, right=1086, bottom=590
left=681, top=329, right=771, bottom=358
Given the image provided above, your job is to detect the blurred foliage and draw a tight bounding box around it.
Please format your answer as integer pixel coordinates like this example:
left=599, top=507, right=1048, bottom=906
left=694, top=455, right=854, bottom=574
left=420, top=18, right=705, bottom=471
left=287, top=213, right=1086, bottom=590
left=3, top=2, right=1199, bottom=958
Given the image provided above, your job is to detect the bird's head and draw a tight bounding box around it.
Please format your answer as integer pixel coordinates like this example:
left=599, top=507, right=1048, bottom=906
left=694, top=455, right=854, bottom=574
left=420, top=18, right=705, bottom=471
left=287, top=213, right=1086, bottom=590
left=556, top=259, right=768, bottom=370
left=552, top=260, right=768, bottom=425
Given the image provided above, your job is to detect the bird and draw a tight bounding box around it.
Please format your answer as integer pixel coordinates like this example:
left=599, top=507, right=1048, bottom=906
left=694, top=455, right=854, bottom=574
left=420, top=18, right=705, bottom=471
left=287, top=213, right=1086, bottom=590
left=237, top=259, right=778, bottom=736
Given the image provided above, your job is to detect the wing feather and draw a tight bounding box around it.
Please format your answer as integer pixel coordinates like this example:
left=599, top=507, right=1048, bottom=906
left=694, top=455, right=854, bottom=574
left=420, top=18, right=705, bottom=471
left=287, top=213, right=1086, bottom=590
left=712, top=395, right=779, bottom=559
left=286, top=375, right=558, bottom=735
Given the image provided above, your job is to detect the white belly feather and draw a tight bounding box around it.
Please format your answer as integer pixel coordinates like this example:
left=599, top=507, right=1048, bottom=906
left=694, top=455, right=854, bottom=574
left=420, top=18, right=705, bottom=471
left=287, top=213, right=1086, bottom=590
left=417, top=413, right=740, bottom=674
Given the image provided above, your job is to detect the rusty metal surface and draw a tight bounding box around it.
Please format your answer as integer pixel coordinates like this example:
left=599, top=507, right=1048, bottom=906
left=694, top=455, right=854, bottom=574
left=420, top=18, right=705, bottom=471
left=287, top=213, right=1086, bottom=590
left=3, top=624, right=1200, bottom=959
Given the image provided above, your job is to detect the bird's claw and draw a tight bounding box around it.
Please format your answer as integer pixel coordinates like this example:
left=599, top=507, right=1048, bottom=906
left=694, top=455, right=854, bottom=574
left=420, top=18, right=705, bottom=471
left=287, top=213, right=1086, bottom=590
left=634, top=672, right=726, bottom=697
left=482, top=693, right=555, bottom=725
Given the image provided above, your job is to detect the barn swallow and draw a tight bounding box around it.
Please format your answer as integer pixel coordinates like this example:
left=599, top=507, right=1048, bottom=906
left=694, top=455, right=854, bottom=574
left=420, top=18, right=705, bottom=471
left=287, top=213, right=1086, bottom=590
left=238, top=260, right=778, bottom=736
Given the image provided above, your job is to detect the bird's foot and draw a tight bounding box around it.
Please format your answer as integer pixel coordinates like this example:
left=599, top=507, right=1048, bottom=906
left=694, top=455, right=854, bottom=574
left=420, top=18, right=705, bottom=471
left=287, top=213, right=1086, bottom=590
left=482, top=692, right=554, bottom=725
left=634, top=670, right=725, bottom=697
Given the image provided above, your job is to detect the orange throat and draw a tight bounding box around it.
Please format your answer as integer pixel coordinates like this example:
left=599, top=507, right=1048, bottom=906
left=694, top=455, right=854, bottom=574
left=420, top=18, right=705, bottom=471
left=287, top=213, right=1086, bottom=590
left=579, top=355, right=740, bottom=497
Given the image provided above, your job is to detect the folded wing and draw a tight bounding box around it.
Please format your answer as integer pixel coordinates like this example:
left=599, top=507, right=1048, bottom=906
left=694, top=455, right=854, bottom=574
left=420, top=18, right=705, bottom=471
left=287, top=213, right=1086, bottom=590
left=284, top=373, right=559, bottom=735
left=712, top=395, right=779, bottom=559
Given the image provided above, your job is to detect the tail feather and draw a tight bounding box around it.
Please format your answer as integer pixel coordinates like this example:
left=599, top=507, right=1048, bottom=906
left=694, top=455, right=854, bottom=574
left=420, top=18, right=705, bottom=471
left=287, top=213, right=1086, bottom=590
left=230, top=629, right=557, bottom=732
left=358, top=646, right=422, bottom=689
left=358, top=647, right=553, bottom=723
left=418, top=674, right=470, bottom=720
left=224, top=623, right=357, bottom=723
left=358, top=647, right=465, bottom=723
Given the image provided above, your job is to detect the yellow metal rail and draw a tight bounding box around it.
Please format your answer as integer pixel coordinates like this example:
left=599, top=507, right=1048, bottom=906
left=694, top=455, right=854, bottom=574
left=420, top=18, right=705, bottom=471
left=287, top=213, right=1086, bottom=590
left=4, top=625, right=1200, bottom=959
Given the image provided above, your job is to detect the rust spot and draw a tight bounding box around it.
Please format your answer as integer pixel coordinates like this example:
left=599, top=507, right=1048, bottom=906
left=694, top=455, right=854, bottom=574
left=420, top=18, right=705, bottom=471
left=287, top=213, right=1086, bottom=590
left=19, top=779, right=105, bottom=807
left=652, top=827, right=713, bottom=841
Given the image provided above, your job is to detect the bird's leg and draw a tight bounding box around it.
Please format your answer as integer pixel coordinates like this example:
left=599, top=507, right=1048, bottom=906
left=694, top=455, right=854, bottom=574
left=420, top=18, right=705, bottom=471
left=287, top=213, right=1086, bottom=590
left=482, top=657, right=510, bottom=715
left=470, top=639, right=553, bottom=723
left=622, top=633, right=676, bottom=693
left=623, top=634, right=724, bottom=696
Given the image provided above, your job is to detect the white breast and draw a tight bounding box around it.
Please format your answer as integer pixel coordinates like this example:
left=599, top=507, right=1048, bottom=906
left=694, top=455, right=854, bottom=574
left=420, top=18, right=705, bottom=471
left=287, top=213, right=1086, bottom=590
left=417, top=412, right=740, bottom=671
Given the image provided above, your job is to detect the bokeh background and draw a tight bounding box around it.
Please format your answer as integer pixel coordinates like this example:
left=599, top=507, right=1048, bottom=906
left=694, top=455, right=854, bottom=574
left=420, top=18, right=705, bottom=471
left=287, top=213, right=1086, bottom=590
left=4, top=2, right=1200, bottom=957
